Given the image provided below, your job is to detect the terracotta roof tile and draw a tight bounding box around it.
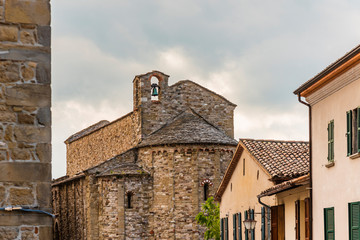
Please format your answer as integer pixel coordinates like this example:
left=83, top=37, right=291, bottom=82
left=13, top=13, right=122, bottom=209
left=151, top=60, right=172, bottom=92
left=241, top=139, right=309, bottom=179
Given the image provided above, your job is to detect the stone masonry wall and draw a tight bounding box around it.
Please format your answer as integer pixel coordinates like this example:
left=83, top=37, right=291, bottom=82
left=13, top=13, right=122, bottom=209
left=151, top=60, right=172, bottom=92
left=52, top=178, right=87, bottom=240
left=66, top=111, right=141, bottom=175
left=139, top=144, right=235, bottom=240
left=135, top=72, right=236, bottom=138
left=0, top=0, right=52, bottom=239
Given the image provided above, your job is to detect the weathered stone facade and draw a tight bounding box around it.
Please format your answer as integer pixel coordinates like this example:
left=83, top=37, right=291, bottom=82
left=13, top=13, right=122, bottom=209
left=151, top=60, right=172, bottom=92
left=0, top=0, right=52, bottom=239
left=53, top=71, right=236, bottom=239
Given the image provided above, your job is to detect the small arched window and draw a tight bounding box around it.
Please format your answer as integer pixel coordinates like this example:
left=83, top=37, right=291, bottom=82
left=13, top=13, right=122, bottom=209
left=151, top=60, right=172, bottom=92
left=126, top=191, right=134, bottom=209
left=201, top=179, right=213, bottom=201
left=150, top=77, right=160, bottom=101
left=204, top=183, right=209, bottom=201
left=54, top=221, right=60, bottom=240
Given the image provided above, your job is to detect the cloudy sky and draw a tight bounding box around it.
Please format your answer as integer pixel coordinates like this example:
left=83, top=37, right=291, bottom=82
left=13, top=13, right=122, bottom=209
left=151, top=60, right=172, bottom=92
left=51, top=0, right=360, bottom=178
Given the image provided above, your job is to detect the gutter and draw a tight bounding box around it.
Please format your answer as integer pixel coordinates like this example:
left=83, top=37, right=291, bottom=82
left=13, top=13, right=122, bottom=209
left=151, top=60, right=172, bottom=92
left=297, top=94, right=313, bottom=240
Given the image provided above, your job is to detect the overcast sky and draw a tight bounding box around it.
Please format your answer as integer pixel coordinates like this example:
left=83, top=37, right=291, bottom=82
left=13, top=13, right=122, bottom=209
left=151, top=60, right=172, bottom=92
left=51, top=0, right=360, bottom=178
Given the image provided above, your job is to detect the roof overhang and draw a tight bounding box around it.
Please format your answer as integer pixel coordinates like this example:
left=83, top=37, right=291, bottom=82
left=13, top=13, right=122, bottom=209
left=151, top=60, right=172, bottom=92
left=257, top=174, right=310, bottom=198
left=294, top=44, right=360, bottom=97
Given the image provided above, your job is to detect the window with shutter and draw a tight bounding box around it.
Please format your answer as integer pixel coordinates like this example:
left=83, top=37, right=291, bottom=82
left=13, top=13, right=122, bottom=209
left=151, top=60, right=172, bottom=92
left=328, top=120, right=334, bottom=162
left=261, top=207, right=265, bottom=240
left=347, top=111, right=353, bottom=156
left=250, top=209, right=255, bottom=240
left=324, top=207, right=335, bottom=240
left=221, top=218, right=224, bottom=240
left=238, top=213, right=242, bottom=240
left=305, top=198, right=310, bottom=240
left=245, top=211, right=249, bottom=240
left=233, top=214, right=237, bottom=240
left=357, top=108, right=360, bottom=153
left=295, top=200, right=300, bottom=240
left=349, top=202, right=360, bottom=240
left=225, top=217, right=229, bottom=240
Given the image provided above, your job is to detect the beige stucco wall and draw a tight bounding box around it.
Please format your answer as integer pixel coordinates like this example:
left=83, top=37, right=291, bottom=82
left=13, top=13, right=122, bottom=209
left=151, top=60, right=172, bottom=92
left=308, top=67, right=360, bottom=239
left=220, top=150, right=275, bottom=240
left=276, top=185, right=310, bottom=240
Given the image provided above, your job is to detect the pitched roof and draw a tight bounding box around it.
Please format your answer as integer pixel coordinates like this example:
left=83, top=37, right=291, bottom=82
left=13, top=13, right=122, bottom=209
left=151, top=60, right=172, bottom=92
left=138, top=108, right=238, bottom=147
left=215, top=138, right=309, bottom=202
left=294, top=43, right=360, bottom=95
left=241, top=139, right=309, bottom=179
left=170, top=80, right=237, bottom=107
left=257, top=174, right=310, bottom=198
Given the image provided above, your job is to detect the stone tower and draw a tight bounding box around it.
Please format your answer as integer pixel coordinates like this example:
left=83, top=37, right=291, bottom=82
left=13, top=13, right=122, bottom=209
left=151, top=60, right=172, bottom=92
left=0, top=0, right=52, bottom=239
left=53, top=71, right=236, bottom=239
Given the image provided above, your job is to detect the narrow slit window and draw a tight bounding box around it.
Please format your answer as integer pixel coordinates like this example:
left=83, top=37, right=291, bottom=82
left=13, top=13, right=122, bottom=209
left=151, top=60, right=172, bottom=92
left=126, top=192, right=133, bottom=208
left=204, top=183, right=209, bottom=201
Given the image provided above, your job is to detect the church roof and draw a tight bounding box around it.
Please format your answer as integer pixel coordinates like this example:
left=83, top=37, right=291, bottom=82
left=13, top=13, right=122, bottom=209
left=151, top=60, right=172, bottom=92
left=138, top=108, right=238, bottom=147
left=65, top=120, right=110, bottom=144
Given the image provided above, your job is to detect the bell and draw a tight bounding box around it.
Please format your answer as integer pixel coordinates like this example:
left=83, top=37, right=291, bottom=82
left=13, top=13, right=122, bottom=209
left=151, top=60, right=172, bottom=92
left=151, top=84, right=159, bottom=96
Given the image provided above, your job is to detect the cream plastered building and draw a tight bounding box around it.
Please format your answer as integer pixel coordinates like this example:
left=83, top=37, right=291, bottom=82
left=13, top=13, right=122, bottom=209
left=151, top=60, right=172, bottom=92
left=259, top=174, right=310, bottom=240
left=216, top=139, right=309, bottom=240
left=294, top=44, right=360, bottom=240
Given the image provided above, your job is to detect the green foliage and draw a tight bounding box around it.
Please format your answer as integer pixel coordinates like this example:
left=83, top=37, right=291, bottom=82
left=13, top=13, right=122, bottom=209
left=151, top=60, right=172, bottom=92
left=195, top=197, right=220, bottom=240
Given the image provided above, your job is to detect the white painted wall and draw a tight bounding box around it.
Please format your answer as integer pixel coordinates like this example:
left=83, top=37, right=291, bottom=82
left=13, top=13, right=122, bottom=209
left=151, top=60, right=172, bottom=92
left=307, top=65, right=360, bottom=239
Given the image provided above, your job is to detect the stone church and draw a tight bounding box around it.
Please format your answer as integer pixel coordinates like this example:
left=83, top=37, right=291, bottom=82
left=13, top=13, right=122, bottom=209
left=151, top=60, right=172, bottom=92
left=52, top=71, right=237, bottom=239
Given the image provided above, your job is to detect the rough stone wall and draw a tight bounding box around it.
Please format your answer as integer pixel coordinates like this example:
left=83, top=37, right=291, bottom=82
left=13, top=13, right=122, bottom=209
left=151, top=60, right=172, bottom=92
left=140, top=145, right=235, bottom=240
left=0, top=0, right=52, bottom=239
left=52, top=178, right=87, bottom=240
left=66, top=111, right=141, bottom=175
left=134, top=72, right=235, bottom=138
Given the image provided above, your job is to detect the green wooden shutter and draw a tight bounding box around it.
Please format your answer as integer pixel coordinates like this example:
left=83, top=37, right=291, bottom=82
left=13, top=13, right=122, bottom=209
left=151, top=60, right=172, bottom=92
left=324, top=207, right=335, bottom=240
left=357, top=108, right=360, bottom=153
left=261, top=207, right=265, bottom=240
left=245, top=211, right=248, bottom=240
left=347, top=110, right=353, bottom=156
left=238, top=213, right=242, bottom=240
left=328, top=121, right=334, bottom=161
left=221, top=218, right=224, bottom=240
left=251, top=209, right=255, bottom=240
left=349, top=202, right=360, bottom=240
left=225, top=217, right=229, bottom=240
left=233, top=214, right=237, bottom=240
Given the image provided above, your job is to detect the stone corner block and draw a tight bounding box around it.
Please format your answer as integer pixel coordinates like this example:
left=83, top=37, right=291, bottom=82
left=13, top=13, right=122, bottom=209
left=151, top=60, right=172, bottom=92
left=5, top=1, right=50, bottom=25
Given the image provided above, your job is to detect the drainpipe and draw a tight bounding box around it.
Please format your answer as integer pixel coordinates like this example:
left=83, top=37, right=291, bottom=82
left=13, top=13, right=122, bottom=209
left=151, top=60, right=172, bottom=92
left=297, top=94, right=312, bottom=240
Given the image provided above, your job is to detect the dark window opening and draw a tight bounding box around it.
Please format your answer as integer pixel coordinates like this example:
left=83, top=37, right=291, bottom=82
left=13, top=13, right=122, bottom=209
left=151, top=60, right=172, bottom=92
left=204, top=183, right=209, bottom=201
left=347, top=108, right=360, bottom=156
left=126, top=192, right=133, bottom=208
left=243, top=159, right=246, bottom=176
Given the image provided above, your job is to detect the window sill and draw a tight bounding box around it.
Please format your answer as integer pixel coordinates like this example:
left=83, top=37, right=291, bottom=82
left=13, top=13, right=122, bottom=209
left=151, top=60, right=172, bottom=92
left=325, top=161, right=335, bottom=168
left=349, top=152, right=360, bottom=159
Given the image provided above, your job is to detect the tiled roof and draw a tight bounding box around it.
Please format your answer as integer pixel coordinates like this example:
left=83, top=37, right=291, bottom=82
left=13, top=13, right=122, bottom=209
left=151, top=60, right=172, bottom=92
left=258, top=174, right=310, bottom=198
left=138, top=108, right=238, bottom=147
left=241, top=139, right=309, bottom=179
